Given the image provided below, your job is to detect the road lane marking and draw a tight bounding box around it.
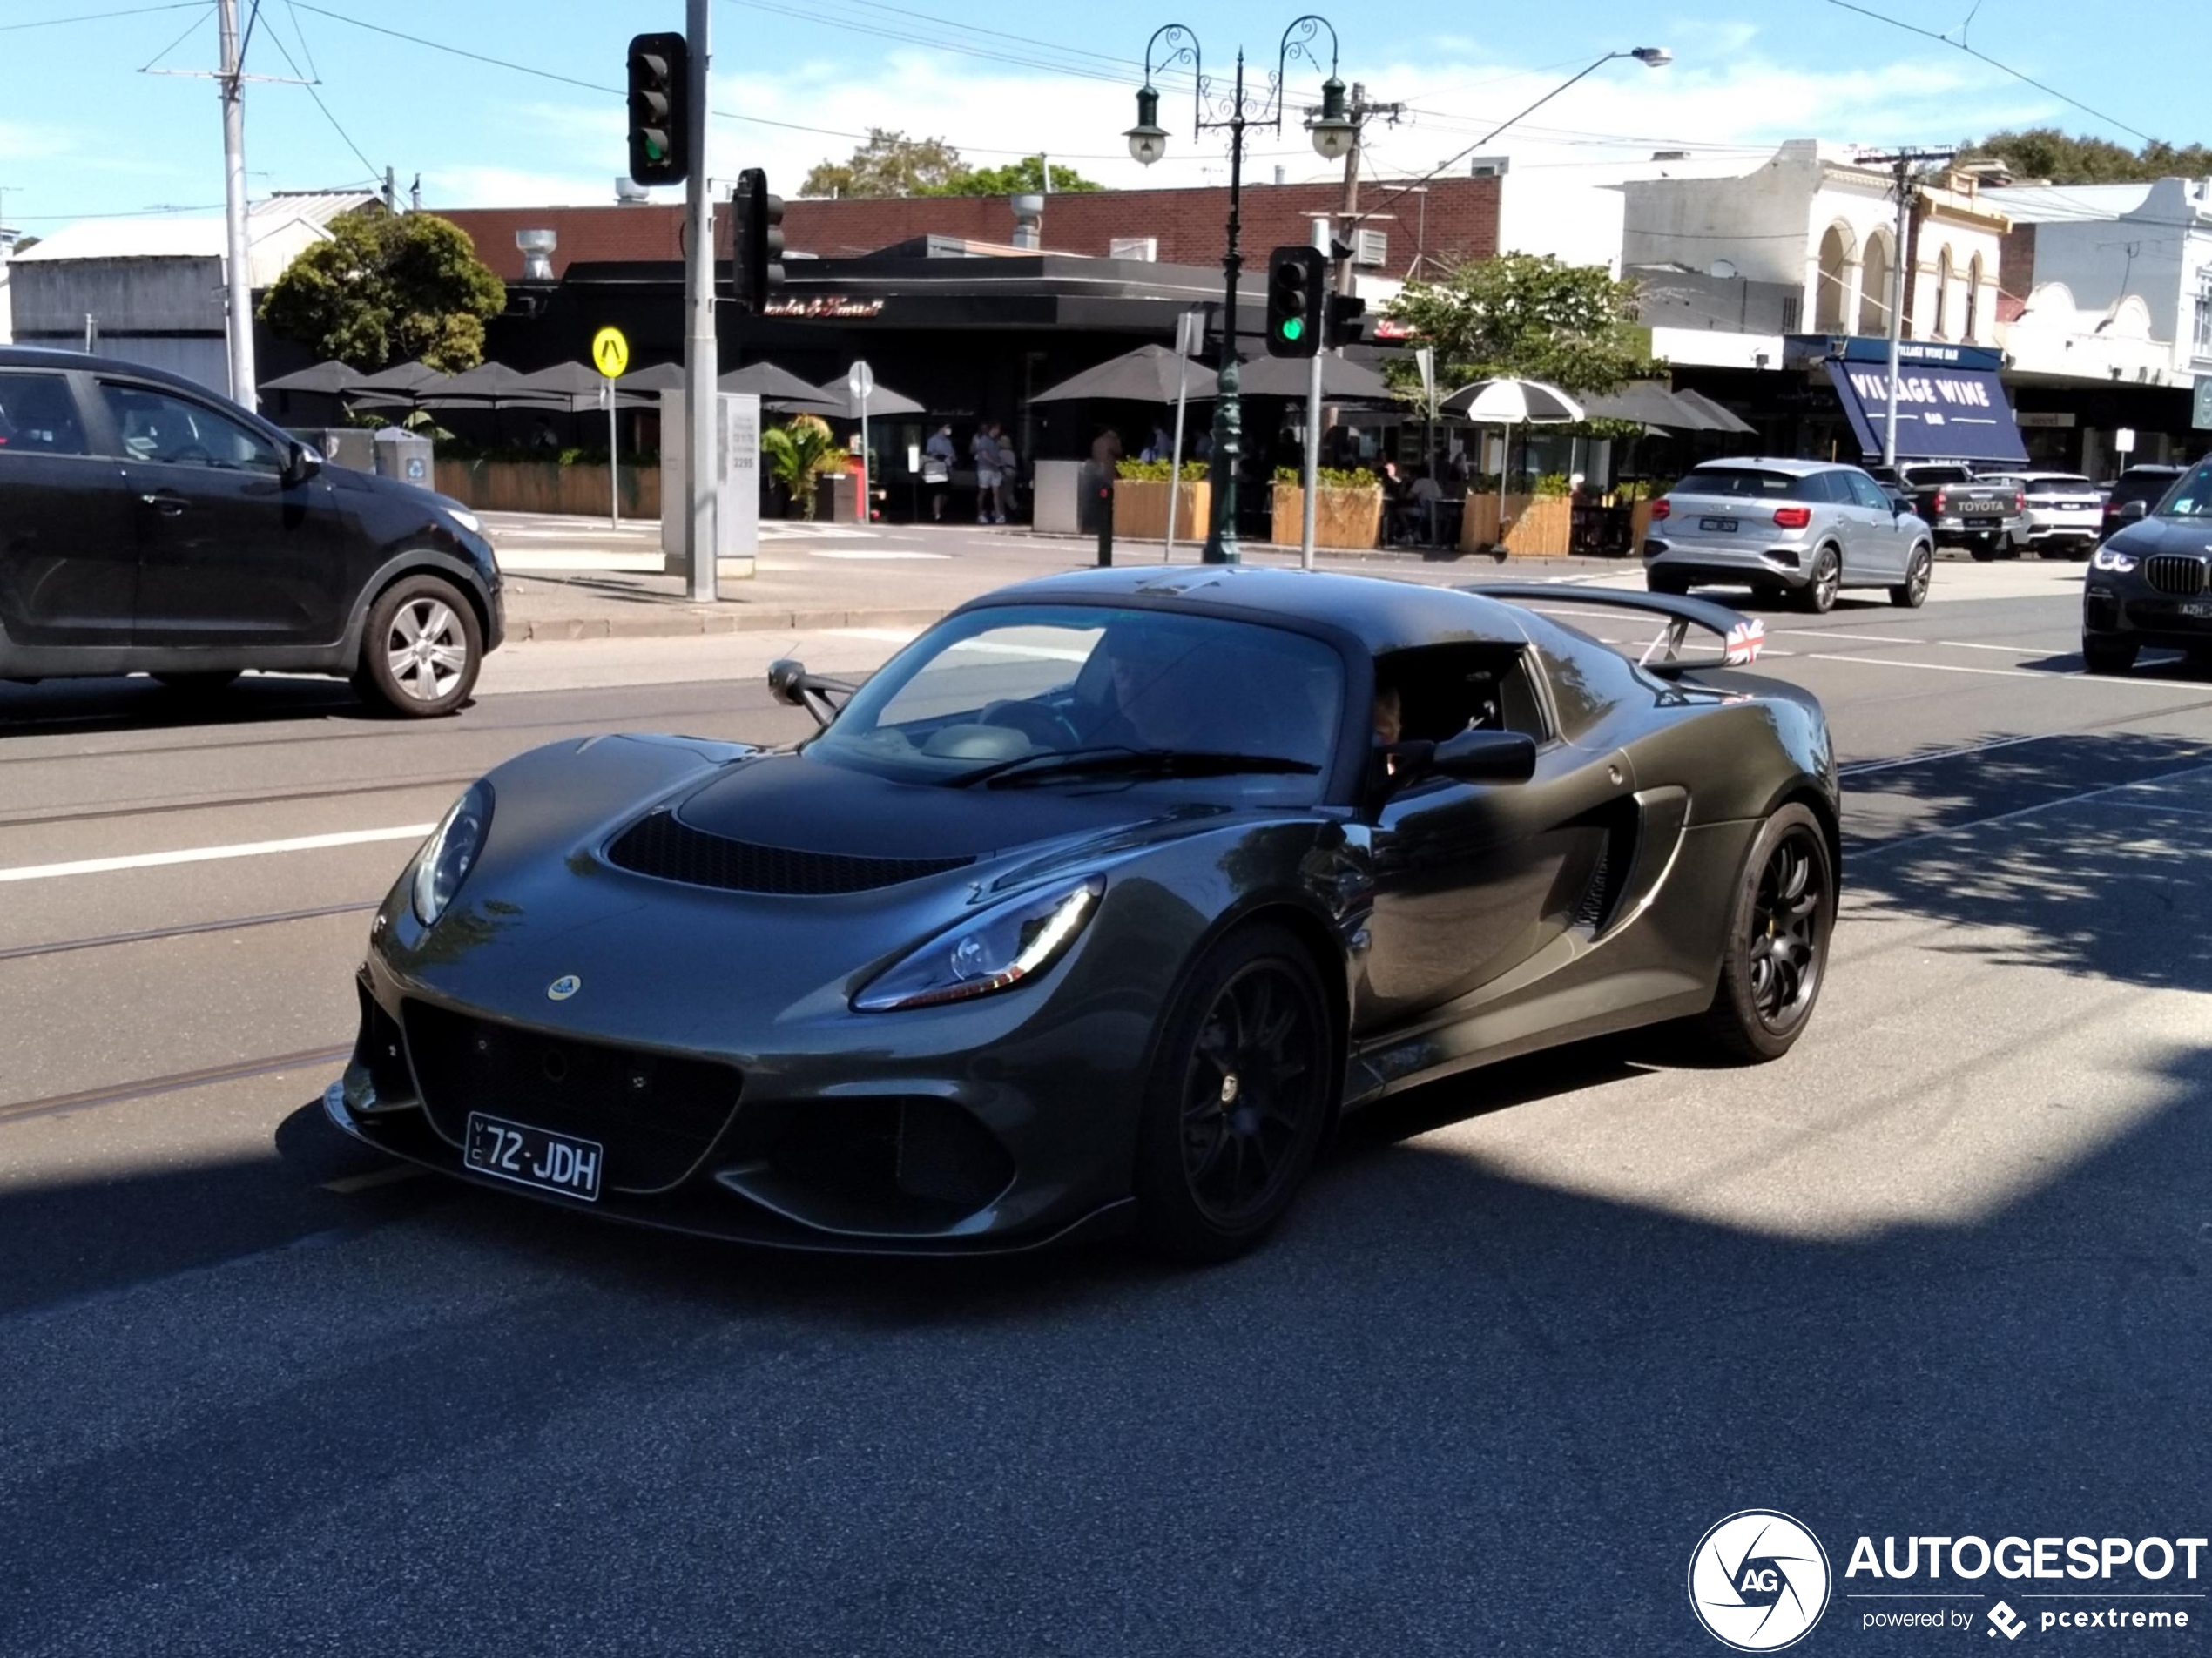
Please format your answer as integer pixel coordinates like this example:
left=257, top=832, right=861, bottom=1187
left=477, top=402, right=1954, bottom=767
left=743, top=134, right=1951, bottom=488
left=0, top=824, right=434, bottom=886
left=1851, top=756, right=2212, bottom=860
left=1839, top=733, right=2053, bottom=777
left=1804, top=654, right=2084, bottom=681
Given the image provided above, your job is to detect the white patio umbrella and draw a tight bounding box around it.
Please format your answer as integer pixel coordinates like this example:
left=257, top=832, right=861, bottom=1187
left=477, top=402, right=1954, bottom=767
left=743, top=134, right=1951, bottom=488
left=1440, top=377, right=1586, bottom=546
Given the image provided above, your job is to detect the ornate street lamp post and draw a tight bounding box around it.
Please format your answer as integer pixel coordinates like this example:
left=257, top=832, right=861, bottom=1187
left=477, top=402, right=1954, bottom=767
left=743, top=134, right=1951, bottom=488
left=1127, top=17, right=1349, bottom=563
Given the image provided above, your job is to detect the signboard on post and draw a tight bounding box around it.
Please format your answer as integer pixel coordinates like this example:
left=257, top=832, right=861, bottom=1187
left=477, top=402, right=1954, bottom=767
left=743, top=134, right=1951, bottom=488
left=2194, top=377, right=2212, bottom=431
left=591, top=327, right=630, bottom=378
left=2115, top=427, right=2137, bottom=455
left=593, top=327, right=629, bottom=530
left=849, top=359, right=874, bottom=525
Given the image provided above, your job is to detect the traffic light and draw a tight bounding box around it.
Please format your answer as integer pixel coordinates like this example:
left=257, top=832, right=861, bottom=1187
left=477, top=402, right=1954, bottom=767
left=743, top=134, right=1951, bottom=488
left=1264, top=246, right=1325, bottom=359
left=1325, top=291, right=1366, bottom=348
left=732, top=167, right=786, bottom=313
left=626, top=32, right=689, bottom=186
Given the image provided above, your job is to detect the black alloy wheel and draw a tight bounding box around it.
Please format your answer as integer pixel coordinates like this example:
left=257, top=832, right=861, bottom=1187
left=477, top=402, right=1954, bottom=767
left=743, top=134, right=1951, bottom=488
left=2081, top=634, right=2138, bottom=677
left=1696, top=803, right=1834, bottom=1062
left=1889, top=545, right=1932, bottom=609
left=1133, top=924, right=1334, bottom=1263
left=1969, top=536, right=2000, bottom=563
left=1798, top=546, right=1841, bottom=613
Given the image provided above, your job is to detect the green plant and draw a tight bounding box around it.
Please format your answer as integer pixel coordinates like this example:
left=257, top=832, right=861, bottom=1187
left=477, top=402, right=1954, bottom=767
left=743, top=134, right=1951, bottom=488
left=759, top=414, right=845, bottom=520
left=1379, top=250, right=1664, bottom=401
left=1274, top=465, right=1379, bottom=489
left=1116, top=457, right=1208, bottom=482
left=1534, top=472, right=1573, bottom=497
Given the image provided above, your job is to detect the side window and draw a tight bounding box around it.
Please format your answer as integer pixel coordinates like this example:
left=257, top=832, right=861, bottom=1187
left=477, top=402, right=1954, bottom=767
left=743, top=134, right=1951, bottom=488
left=96, top=381, right=280, bottom=475
left=1374, top=644, right=1549, bottom=748
left=1846, top=472, right=1891, bottom=511
left=0, top=372, right=89, bottom=456
left=1809, top=471, right=1850, bottom=505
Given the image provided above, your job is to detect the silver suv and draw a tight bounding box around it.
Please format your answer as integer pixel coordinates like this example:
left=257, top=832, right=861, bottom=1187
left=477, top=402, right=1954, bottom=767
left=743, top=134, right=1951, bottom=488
left=1643, top=458, right=1935, bottom=613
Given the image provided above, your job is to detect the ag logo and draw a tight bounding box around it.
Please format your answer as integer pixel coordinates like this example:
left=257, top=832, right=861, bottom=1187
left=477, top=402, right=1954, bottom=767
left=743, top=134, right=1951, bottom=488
left=546, top=974, right=581, bottom=1001
left=1688, top=1510, right=1831, bottom=1651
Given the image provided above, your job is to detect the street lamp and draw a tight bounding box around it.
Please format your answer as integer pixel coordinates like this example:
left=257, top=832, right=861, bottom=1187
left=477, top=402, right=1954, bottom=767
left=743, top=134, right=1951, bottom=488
left=1127, top=15, right=1345, bottom=563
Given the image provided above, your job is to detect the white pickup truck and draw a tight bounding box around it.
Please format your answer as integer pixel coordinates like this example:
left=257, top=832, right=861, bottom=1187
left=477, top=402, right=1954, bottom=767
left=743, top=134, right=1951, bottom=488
left=1979, top=470, right=2104, bottom=560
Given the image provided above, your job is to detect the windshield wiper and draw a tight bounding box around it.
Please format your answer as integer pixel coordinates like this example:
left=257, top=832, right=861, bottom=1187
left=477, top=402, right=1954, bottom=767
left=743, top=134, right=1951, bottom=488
left=954, top=745, right=1321, bottom=789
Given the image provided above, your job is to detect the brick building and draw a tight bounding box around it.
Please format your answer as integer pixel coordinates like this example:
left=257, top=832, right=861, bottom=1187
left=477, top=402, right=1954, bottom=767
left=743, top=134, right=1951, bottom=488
left=435, top=175, right=1501, bottom=284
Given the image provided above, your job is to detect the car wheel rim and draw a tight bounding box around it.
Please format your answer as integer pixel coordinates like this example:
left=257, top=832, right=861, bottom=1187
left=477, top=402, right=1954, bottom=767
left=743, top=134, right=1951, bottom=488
left=1910, top=553, right=1930, bottom=602
left=386, top=598, right=467, bottom=702
left=1748, top=826, right=1825, bottom=1032
left=1816, top=554, right=1838, bottom=607
left=1180, top=960, right=1322, bottom=1227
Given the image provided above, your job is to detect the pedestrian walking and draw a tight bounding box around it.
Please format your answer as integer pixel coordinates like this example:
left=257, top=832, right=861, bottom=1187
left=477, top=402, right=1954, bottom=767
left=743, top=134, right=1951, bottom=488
left=973, top=422, right=1004, bottom=524
left=922, top=422, right=955, bottom=522
left=991, top=424, right=1021, bottom=523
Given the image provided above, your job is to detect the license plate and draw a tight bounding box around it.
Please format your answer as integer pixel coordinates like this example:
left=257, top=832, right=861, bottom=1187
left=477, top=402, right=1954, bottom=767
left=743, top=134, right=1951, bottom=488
left=2182, top=600, right=2212, bottom=619
left=1699, top=516, right=1738, bottom=532
left=465, top=1111, right=603, bottom=1201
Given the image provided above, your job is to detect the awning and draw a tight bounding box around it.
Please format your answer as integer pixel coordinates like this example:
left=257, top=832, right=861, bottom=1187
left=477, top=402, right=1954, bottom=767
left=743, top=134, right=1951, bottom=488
left=1824, top=359, right=2027, bottom=465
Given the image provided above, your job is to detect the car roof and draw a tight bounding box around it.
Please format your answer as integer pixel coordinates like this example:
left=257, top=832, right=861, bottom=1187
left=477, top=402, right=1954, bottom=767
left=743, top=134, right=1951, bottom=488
left=1680, top=456, right=1844, bottom=477
left=0, top=344, right=227, bottom=402
left=954, top=564, right=1530, bottom=652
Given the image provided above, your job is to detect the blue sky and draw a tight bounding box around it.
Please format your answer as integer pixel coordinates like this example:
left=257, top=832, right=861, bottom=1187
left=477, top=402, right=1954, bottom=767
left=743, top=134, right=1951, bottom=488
left=1, top=0, right=2201, bottom=231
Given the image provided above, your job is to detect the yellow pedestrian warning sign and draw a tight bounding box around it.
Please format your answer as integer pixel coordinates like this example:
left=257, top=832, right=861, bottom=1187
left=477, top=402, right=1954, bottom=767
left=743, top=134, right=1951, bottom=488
left=591, top=326, right=630, bottom=379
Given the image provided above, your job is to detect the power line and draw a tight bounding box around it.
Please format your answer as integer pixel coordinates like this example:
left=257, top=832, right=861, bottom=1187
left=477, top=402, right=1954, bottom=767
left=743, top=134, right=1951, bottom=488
left=256, top=10, right=378, bottom=180
left=1, top=1, right=206, bottom=32
left=136, top=0, right=209, bottom=71
left=1822, top=0, right=2155, bottom=144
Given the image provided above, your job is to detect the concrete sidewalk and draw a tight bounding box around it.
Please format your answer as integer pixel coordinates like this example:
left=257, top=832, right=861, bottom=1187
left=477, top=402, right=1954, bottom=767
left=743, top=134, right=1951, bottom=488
left=487, top=510, right=1645, bottom=643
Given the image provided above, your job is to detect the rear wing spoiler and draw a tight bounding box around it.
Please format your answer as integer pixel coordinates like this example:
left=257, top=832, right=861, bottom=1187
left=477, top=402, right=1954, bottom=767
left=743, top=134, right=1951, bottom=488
left=1460, top=583, right=1767, bottom=675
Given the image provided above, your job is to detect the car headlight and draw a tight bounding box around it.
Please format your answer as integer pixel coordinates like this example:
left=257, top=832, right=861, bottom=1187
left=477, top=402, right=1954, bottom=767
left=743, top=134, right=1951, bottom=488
left=2090, top=545, right=2138, bottom=573
left=412, top=781, right=493, bottom=927
left=853, top=875, right=1103, bottom=1013
left=445, top=508, right=482, bottom=536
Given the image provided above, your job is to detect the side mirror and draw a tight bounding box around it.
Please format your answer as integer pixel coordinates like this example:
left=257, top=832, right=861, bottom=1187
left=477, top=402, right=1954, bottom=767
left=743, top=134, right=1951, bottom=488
left=766, top=657, right=858, bottom=730
left=285, top=441, right=323, bottom=484
left=1380, top=727, right=1538, bottom=792
left=2117, top=499, right=2149, bottom=524
left=766, top=657, right=809, bottom=708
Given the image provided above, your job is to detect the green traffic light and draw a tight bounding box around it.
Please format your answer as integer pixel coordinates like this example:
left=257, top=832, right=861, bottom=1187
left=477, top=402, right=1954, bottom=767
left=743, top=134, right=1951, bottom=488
left=1281, top=318, right=1304, bottom=340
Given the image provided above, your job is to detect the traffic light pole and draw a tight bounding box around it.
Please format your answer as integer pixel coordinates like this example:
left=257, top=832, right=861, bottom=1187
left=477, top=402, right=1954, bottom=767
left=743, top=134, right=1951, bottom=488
left=1204, top=51, right=1249, bottom=566
left=1299, top=216, right=1326, bottom=570
left=215, top=0, right=256, bottom=408
left=681, top=0, right=717, bottom=603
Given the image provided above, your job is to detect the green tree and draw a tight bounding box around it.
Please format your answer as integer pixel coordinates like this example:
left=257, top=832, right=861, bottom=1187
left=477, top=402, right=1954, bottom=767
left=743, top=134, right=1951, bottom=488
left=258, top=208, right=508, bottom=372
left=920, top=156, right=1103, bottom=196
left=1957, top=126, right=2212, bottom=184
left=1380, top=252, right=1659, bottom=399
left=759, top=414, right=845, bottom=519
left=801, top=129, right=966, bottom=198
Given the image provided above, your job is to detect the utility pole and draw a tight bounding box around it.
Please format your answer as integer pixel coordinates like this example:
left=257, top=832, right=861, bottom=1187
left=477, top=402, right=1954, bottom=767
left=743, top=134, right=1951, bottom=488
left=681, top=0, right=716, bottom=603
left=382, top=166, right=397, bottom=212
left=1330, top=83, right=1403, bottom=298
left=1854, top=146, right=1955, bottom=467
left=215, top=0, right=255, bottom=406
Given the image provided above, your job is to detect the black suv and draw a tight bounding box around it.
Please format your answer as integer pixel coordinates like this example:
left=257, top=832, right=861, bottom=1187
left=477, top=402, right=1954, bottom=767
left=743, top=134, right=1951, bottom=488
left=2101, top=463, right=2187, bottom=542
left=0, top=347, right=501, bottom=716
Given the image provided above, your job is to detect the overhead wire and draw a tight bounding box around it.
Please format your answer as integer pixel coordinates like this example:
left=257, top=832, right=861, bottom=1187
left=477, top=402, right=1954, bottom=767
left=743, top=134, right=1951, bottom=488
left=1, top=1, right=206, bottom=31
left=134, top=0, right=209, bottom=71
left=254, top=7, right=380, bottom=181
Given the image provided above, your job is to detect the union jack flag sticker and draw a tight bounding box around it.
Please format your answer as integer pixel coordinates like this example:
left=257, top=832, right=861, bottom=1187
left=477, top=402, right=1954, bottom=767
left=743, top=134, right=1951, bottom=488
left=1723, top=618, right=1765, bottom=665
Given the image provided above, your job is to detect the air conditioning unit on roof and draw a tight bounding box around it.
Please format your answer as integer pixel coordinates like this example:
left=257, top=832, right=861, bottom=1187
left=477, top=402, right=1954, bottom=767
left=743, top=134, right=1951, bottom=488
left=1353, top=227, right=1387, bottom=267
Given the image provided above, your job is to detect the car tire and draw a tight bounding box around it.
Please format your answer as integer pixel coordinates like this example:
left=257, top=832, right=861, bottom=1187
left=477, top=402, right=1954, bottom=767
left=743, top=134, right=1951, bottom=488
left=1647, top=570, right=1689, bottom=596
left=1130, top=923, right=1336, bottom=1264
left=1796, top=545, right=1840, bottom=613
left=1888, top=545, right=1932, bottom=609
left=1692, top=803, right=1835, bottom=1064
left=2081, top=635, right=2138, bottom=676
left=353, top=575, right=482, bottom=718
left=152, top=670, right=241, bottom=696
left=2065, top=543, right=2093, bottom=562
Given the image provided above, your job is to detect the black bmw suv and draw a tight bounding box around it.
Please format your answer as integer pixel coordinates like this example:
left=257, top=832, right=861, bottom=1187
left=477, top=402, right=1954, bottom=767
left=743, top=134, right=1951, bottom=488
left=2082, top=453, right=2212, bottom=675
left=0, top=347, right=501, bottom=716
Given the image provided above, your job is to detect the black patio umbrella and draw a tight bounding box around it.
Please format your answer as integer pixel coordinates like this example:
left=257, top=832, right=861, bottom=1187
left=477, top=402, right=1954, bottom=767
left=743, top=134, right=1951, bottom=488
left=720, top=361, right=829, bottom=401
left=341, top=359, right=452, bottom=408
left=1577, top=380, right=1703, bottom=429
left=810, top=374, right=927, bottom=420
left=1231, top=354, right=1394, bottom=401
left=261, top=360, right=363, bottom=395
left=1029, top=343, right=1211, bottom=406
left=1671, top=388, right=1757, bottom=435
left=623, top=361, right=686, bottom=392
left=514, top=361, right=656, bottom=410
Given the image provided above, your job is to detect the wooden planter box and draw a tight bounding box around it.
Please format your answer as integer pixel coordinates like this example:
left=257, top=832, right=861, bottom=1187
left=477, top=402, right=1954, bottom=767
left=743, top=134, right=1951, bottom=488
left=434, top=458, right=660, bottom=518
left=1111, top=477, right=1211, bottom=542
left=1629, top=499, right=1656, bottom=549
left=1458, top=491, right=1571, bottom=556
left=1271, top=484, right=1382, bottom=549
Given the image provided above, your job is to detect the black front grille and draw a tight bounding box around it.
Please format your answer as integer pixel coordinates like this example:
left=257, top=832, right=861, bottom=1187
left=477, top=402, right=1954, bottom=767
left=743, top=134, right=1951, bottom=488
left=403, top=1001, right=742, bottom=1193
left=606, top=807, right=974, bottom=896
left=2144, top=555, right=2208, bottom=597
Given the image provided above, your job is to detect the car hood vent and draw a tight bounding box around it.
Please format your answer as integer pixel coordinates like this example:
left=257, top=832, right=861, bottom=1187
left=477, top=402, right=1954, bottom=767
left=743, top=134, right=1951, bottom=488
left=607, top=807, right=974, bottom=895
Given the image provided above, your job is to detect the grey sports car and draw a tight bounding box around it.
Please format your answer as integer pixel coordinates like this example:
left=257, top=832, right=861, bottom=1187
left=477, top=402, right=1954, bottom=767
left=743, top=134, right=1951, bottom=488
left=326, top=566, right=1840, bottom=1262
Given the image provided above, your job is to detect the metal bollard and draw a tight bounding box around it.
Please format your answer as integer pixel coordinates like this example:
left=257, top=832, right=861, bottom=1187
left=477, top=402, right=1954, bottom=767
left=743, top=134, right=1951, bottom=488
left=1096, top=481, right=1114, bottom=567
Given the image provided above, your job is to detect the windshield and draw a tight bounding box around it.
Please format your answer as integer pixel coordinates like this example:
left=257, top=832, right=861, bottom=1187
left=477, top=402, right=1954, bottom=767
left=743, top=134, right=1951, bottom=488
left=2154, top=459, right=2212, bottom=518
left=1672, top=468, right=1817, bottom=501
left=1900, top=465, right=1974, bottom=485
left=805, top=604, right=1345, bottom=801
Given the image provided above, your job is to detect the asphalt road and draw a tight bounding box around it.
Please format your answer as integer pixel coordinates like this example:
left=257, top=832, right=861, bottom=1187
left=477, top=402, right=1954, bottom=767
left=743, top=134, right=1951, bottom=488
left=3, top=557, right=2209, bottom=1656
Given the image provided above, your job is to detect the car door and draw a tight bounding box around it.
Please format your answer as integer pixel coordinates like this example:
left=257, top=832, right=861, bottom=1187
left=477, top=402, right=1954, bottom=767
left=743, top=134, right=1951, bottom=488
left=0, top=367, right=137, bottom=648
left=93, top=377, right=347, bottom=649
left=1844, top=468, right=1907, bottom=578
left=1358, top=644, right=1632, bottom=1030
